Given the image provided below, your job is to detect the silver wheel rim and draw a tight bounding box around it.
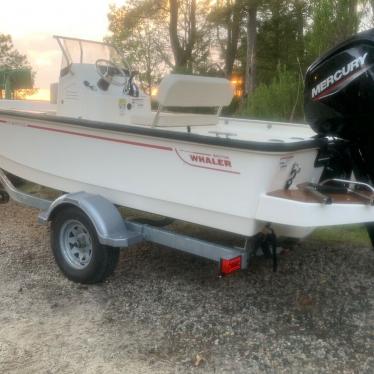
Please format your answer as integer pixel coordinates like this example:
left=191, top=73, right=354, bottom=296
left=59, top=220, right=93, bottom=270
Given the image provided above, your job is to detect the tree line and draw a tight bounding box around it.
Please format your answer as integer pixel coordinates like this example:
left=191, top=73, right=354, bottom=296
left=107, top=0, right=374, bottom=121
left=1, top=1, right=373, bottom=119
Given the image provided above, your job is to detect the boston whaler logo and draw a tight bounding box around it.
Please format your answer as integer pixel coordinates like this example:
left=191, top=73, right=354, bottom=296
left=176, top=149, right=240, bottom=174
left=312, top=52, right=368, bottom=100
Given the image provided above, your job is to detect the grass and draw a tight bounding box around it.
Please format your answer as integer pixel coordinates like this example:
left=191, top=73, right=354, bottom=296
left=309, top=225, right=371, bottom=247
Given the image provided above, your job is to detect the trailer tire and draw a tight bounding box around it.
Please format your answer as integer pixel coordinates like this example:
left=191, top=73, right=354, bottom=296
left=51, top=206, right=120, bottom=284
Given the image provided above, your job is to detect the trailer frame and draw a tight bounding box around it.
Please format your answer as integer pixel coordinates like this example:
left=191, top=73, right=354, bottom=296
left=0, top=169, right=251, bottom=280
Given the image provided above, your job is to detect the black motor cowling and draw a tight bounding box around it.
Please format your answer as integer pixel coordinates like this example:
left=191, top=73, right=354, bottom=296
left=305, top=29, right=374, bottom=184
left=305, top=29, right=374, bottom=246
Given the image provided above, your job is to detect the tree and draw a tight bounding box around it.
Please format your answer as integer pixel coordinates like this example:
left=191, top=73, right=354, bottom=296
left=108, top=0, right=212, bottom=78
left=294, top=0, right=308, bottom=68
left=359, top=1, right=374, bottom=29
left=238, top=0, right=364, bottom=121
left=239, top=0, right=309, bottom=119
left=0, top=34, right=30, bottom=69
left=167, top=0, right=214, bottom=73
left=251, top=1, right=308, bottom=85
left=244, top=1, right=259, bottom=95
left=107, top=2, right=169, bottom=94
left=183, top=0, right=216, bottom=74
left=0, top=34, right=34, bottom=99
left=209, top=0, right=245, bottom=77
left=169, top=0, right=196, bottom=71
left=106, top=0, right=369, bottom=121
left=305, top=0, right=360, bottom=64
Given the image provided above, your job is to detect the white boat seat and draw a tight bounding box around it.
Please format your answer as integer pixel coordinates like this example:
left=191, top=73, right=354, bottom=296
left=144, top=74, right=234, bottom=127
left=157, top=74, right=234, bottom=108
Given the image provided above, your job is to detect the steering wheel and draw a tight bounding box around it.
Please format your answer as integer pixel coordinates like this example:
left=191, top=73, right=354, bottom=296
left=95, top=59, right=130, bottom=87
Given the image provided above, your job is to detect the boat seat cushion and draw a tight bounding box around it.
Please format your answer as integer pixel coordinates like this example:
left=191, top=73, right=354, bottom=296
left=156, top=74, right=234, bottom=108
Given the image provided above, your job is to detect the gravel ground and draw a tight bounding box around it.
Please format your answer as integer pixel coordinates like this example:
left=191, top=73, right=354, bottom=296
left=0, top=201, right=373, bottom=373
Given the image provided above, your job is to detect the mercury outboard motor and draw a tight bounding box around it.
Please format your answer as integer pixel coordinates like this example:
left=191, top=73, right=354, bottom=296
left=305, top=28, right=374, bottom=244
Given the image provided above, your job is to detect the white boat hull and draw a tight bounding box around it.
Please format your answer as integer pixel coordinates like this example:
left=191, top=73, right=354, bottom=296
left=0, top=113, right=322, bottom=237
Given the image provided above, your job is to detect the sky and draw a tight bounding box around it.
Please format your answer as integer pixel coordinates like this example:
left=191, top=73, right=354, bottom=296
left=1, top=0, right=125, bottom=98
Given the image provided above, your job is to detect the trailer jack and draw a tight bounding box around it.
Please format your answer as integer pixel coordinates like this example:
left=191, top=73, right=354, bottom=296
left=252, top=225, right=278, bottom=272
left=0, top=190, right=9, bottom=204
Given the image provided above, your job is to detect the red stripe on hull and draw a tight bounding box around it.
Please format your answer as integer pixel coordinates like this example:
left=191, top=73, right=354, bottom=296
left=26, top=124, right=173, bottom=151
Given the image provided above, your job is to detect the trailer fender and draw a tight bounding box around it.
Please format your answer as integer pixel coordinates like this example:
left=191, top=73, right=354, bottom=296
left=38, top=192, right=142, bottom=248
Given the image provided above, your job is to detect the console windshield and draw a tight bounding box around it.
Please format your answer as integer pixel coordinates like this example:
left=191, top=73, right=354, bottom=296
left=55, top=36, right=126, bottom=71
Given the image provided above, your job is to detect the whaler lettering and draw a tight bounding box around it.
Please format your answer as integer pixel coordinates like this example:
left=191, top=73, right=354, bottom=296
left=190, top=154, right=232, bottom=168
left=312, top=53, right=368, bottom=99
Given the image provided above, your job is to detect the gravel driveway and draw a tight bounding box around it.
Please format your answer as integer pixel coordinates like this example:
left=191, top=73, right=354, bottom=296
left=0, top=201, right=373, bottom=373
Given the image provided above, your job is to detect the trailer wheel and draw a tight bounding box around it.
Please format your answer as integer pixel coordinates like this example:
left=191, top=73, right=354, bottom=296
left=51, top=206, right=119, bottom=284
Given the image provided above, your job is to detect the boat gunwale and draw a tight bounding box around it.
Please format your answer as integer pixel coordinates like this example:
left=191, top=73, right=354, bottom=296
left=0, top=109, right=326, bottom=152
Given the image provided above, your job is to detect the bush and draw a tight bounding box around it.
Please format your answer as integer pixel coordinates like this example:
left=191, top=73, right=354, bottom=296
left=239, top=65, right=304, bottom=122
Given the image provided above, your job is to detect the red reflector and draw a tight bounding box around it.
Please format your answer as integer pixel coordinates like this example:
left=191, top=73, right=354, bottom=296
left=220, top=256, right=242, bottom=275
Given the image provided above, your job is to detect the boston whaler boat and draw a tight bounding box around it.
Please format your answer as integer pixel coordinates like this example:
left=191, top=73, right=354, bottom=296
left=1, top=31, right=374, bottom=283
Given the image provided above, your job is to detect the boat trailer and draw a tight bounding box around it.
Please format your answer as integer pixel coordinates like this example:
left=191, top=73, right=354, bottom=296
left=1, top=169, right=271, bottom=282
